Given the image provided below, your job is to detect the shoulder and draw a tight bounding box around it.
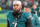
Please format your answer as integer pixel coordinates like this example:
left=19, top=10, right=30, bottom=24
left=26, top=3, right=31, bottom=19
left=38, top=7, right=40, bottom=9
left=7, top=11, right=13, bottom=17
left=37, top=7, right=39, bottom=10
left=31, top=8, right=33, bottom=11
left=31, top=8, right=33, bottom=9
left=32, top=14, right=38, bottom=18
left=23, top=12, right=32, bottom=18
left=25, top=12, right=31, bottom=16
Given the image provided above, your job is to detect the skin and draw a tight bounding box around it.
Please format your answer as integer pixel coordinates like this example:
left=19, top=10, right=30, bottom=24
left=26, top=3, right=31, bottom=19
left=32, top=4, right=37, bottom=10
left=13, top=3, right=22, bottom=13
left=33, top=4, right=40, bottom=12
left=39, top=9, right=40, bottom=12
left=24, top=7, right=31, bottom=13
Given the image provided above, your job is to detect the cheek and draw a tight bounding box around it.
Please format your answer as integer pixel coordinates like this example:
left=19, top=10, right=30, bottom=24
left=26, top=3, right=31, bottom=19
left=18, top=6, right=21, bottom=9
left=33, top=6, right=35, bottom=8
left=34, top=6, right=37, bottom=8
left=35, top=6, right=37, bottom=8
left=17, top=7, right=20, bottom=9
left=24, top=8, right=26, bottom=9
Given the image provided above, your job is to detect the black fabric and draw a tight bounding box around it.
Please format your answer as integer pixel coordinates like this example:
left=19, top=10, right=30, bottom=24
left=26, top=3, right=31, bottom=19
left=7, top=19, right=10, bottom=27
left=13, top=12, right=23, bottom=19
left=31, top=11, right=35, bottom=14
left=25, top=19, right=33, bottom=27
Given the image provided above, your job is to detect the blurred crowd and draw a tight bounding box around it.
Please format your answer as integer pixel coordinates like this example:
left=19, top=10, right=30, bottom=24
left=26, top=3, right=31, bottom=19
left=0, top=0, right=40, bottom=10
left=0, top=0, right=40, bottom=17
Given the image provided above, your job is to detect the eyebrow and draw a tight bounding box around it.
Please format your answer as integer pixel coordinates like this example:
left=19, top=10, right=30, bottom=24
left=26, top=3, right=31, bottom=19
left=13, top=5, right=18, bottom=6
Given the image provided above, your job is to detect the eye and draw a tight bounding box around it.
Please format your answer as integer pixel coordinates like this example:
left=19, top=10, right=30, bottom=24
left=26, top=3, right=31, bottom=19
left=13, top=5, right=19, bottom=6
left=17, top=5, right=18, bottom=6
left=13, top=5, right=15, bottom=6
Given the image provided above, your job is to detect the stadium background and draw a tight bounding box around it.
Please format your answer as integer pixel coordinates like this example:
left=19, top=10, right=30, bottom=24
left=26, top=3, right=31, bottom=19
left=0, top=0, right=40, bottom=27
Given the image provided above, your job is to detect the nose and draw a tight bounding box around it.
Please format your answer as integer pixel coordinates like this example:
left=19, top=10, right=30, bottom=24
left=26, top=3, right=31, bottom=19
left=15, top=6, right=17, bottom=8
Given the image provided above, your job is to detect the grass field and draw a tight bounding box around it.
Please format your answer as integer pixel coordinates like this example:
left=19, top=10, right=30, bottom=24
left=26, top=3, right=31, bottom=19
left=0, top=10, right=10, bottom=27
left=0, top=23, right=7, bottom=27
left=0, top=13, right=7, bottom=27
left=0, top=18, right=7, bottom=27
left=0, top=13, right=7, bottom=18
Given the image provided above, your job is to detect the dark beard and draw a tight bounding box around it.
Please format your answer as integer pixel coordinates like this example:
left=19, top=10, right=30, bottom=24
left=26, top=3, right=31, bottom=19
left=13, top=10, right=22, bottom=19
left=14, top=9, right=20, bottom=13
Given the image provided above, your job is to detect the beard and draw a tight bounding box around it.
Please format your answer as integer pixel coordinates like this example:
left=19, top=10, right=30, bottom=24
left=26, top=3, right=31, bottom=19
left=14, top=9, right=20, bottom=13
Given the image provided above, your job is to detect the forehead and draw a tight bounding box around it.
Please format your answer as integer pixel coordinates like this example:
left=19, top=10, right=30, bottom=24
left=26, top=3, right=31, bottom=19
left=33, top=4, right=37, bottom=6
left=13, top=3, right=20, bottom=5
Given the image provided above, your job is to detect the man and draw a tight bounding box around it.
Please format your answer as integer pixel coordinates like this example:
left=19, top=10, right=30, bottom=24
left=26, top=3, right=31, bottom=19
left=24, top=5, right=31, bottom=13
left=31, top=4, right=40, bottom=17
left=6, top=0, right=13, bottom=10
left=7, top=1, right=33, bottom=27
left=24, top=5, right=39, bottom=27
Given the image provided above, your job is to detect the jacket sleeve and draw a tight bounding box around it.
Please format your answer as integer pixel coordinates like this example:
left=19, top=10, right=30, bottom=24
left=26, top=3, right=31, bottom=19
left=7, top=12, right=10, bottom=27
left=7, top=19, right=10, bottom=27
left=25, top=19, right=33, bottom=27
left=35, top=14, right=39, bottom=25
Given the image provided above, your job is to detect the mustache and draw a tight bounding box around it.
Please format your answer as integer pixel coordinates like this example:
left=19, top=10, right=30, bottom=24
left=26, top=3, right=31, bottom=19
left=14, top=9, right=20, bottom=12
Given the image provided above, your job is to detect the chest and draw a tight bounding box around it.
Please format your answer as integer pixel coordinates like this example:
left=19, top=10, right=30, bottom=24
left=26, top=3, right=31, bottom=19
left=8, top=13, right=27, bottom=24
left=31, top=14, right=36, bottom=23
left=32, top=8, right=39, bottom=12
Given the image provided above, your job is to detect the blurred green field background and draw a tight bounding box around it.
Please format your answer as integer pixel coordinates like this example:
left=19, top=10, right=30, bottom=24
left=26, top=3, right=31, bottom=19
left=0, top=13, right=7, bottom=18
left=0, top=10, right=13, bottom=27
left=0, top=13, right=7, bottom=27
left=0, top=24, right=7, bottom=27
left=0, top=10, right=8, bottom=27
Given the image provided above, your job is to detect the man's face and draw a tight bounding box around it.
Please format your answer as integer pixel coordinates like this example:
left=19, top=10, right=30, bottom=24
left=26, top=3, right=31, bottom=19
left=13, top=3, right=22, bottom=12
left=33, top=4, right=37, bottom=9
left=24, top=7, right=31, bottom=13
